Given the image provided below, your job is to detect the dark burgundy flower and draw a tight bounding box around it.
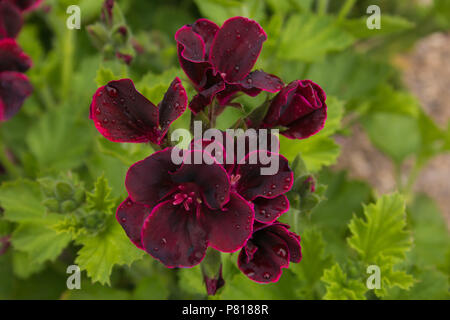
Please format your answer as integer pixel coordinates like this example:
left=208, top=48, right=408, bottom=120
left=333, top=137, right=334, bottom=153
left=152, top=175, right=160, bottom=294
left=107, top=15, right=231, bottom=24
left=116, top=148, right=254, bottom=268
left=90, top=77, right=187, bottom=144
left=0, top=38, right=32, bottom=72
left=0, top=71, right=32, bottom=121
left=193, top=133, right=293, bottom=224
left=7, top=0, right=42, bottom=12
left=238, top=222, right=301, bottom=283
left=175, top=17, right=284, bottom=114
left=262, top=80, right=327, bottom=140
left=0, top=1, right=23, bottom=39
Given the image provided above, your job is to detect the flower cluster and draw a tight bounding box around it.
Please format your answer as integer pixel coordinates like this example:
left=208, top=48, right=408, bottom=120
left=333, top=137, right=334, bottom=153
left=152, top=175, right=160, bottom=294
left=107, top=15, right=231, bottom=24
left=90, top=16, right=327, bottom=289
left=0, top=0, right=40, bottom=121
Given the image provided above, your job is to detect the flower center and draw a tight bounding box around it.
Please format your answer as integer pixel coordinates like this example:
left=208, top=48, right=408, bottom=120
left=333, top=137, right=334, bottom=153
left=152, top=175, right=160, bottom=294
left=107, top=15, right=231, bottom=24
left=172, top=184, right=202, bottom=211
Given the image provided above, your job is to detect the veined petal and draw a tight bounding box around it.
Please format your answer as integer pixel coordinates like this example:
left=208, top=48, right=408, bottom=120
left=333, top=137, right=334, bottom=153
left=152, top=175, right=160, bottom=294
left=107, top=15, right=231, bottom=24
left=201, top=192, right=254, bottom=252
left=236, top=151, right=293, bottom=200
left=240, top=70, right=283, bottom=93
left=0, top=71, right=32, bottom=121
left=210, top=17, right=267, bottom=83
left=0, top=38, right=32, bottom=72
left=158, top=77, right=187, bottom=137
left=188, top=68, right=225, bottom=114
left=116, top=197, right=150, bottom=249
left=253, top=195, right=289, bottom=224
left=89, top=79, right=160, bottom=143
left=125, top=148, right=179, bottom=207
left=141, top=200, right=208, bottom=268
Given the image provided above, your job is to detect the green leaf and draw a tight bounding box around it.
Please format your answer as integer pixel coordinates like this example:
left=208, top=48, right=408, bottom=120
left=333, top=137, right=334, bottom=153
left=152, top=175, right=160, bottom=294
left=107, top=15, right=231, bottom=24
left=96, top=136, right=153, bottom=167
left=291, top=229, right=333, bottom=299
left=280, top=135, right=340, bottom=172
left=95, top=67, right=117, bottom=86
left=86, top=175, right=116, bottom=213
left=133, top=275, right=170, bottom=300
left=75, top=217, right=144, bottom=285
left=26, top=103, right=92, bottom=172
left=12, top=251, right=46, bottom=279
left=178, top=266, right=206, bottom=297
left=339, top=15, right=414, bottom=39
left=362, top=112, right=421, bottom=164
left=278, top=14, right=354, bottom=62
left=348, top=193, right=411, bottom=263
left=0, top=180, right=52, bottom=223
left=12, top=223, right=71, bottom=264
left=321, top=264, right=367, bottom=300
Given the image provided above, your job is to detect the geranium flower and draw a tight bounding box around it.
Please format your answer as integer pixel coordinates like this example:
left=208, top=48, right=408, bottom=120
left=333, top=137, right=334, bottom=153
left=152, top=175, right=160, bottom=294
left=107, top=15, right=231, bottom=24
left=193, top=132, right=293, bottom=224
left=90, top=77, right=187, bottom=144
left=0, top=1, right=23, bottom=39
left=7, top=0, right=42, bottom=12
left=0, top=38, right=32, bottom=72
left=238, top=222, right=301, bottom=283
left=0, top=71, right=32, bottom=121
left=262, top=80, right=327, bottom=139
left=175, top=17, right=284, bottom=114
left=116, top=148, right=254, bottom=268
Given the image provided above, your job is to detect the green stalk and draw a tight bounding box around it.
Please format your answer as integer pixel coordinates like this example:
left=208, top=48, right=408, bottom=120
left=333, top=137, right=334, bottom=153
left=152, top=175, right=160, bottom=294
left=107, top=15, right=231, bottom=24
left=0, top=132, right=20, bottom=179
left=317, top=0, right=329, bottom=15
left=61, top=29, right=75, bottom=99
left=338, top=0, right=357, bottom=21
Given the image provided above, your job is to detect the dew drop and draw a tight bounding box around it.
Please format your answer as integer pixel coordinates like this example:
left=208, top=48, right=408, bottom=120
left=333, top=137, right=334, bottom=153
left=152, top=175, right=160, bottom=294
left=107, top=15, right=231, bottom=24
left=160, top=238, right=167, bottom=246
left=285, top=177, right=291, bottom=183
left=234, top=65, right=240, bottom=72
left=271, top=184, right=276, bottom=189
left=121, top=217, right=126, bottom=223
left=103, top=118, right=109, bottom=124
left=95, top=108, right=101, bottom=115
left=153, top=247, right=159, bottom=252
left=106, top=85, right=118, bottom=97
left=235, top=224, right=240, bottom=229
left=263, top=272, right=271, bottom=280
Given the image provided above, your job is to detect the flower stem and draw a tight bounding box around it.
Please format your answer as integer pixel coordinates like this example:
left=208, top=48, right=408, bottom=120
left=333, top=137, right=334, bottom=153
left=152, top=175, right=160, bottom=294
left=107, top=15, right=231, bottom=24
left=0, top=132, right=20, bottom=179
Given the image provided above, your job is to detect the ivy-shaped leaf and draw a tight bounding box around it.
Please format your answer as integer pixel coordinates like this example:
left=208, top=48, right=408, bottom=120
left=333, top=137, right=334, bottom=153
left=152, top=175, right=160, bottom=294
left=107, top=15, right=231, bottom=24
left=321, top=264, right=367, bottom=300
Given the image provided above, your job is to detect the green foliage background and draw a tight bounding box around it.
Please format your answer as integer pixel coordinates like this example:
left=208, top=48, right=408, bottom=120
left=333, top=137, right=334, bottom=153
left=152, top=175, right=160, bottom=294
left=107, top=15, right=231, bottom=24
left=0, top=0, right=448, bottom=300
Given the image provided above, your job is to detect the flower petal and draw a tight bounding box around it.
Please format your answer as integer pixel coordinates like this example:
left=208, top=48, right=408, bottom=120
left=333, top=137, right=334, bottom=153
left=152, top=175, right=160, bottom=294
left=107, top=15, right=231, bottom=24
left=236, top=151, right=293, bottom=200
left=116, top=197, right=150, bottom=249
left=201, top=192, right=254, bottom=252
left=238, top=230, right=289, bottom=283
left=192, top=19, right=219, bottom=60
left=125, top=148, right=179, bottom=207
left=175, top=25, right=211, bottom=86
left=0, top=39, right=32, bottom=72
left=240, top=70, right=283, bottom=93
left=268, top=224, right=302, bottom=263
left=281, top=106, right=327, bottom=139
left=11, top=0, right=42, bottom=12
left=170, top=150, right=230, bottom=210
left=210, top=17, right=267, bottom=83
left=0, top=1, right=22, bottom=39
left=158, top=77, right=187, bottom=137
left=90, top=79, right=160, bottom=143
left=253, top=195, right=289, bottom=224
left=263, top=81, right=298, bottom=127
left=0, top=71, right=32, bottom=121
left=188, top=68, right=225, bottom=114
left=141, top=200, right=208, bottom=268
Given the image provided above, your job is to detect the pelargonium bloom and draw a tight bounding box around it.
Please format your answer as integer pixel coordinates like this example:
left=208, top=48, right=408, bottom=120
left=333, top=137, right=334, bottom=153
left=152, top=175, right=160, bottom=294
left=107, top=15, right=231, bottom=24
left=262, top=80, right=327, bottom=140
left=116, top=148, right=255, bottom=268
left=0, top=71, right=32, bottom=121
left=0, top=38, right=32, bottom=72
left=90, top=77, right=187, bottom=144
left=175, top=17, right=284, bottom=114
left=0, top=1, right=22, bottom=39
left=7, top=0, right=42, bottom=12
left=193, top=133, right=293, bottom=224
left=238, top=222, right=301, bottom=283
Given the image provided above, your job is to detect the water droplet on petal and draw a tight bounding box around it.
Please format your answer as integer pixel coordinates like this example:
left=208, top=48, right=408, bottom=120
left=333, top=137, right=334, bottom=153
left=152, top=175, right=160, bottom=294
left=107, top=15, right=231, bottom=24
left=106, top=85, right=118, bottom=97
left=95, top=108, right=101, bottom=115
left=263, top=272, right=271, bottom=280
